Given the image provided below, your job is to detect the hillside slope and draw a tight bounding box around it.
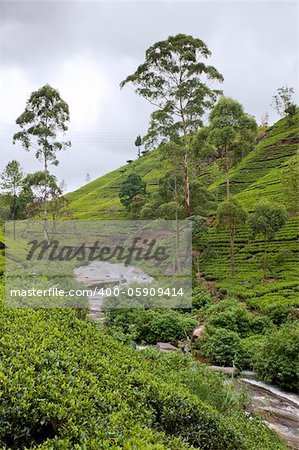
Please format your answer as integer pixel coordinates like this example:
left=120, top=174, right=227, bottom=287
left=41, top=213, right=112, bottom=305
left=65, top=114, right=298, bottom=219
left=64, top=114, right=299, bottom=313
left=65, top=149, right=166, bottom=219
left=210, top=114, right=299, bottom=208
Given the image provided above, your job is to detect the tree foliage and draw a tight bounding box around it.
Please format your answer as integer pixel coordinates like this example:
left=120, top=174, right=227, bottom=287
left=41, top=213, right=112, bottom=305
left=208, top=97, right=257, bottom=200
left=249, top=201, right=288, bottom=277
left=119, top=173, right=147, bottom=212
left=13, top=84, right=70, bottom=166
left=0, top=160, right=24, bottom=224
left=121, top=34, right=223, bottom=216
left=13, top=84, right=71, bottom=223
left=135, top=135, right=142, bottom=158
left=253, top=323, right=299, bottom=390
left=22, top=171, right=62, bottom=217
left=217, top=198, right=248, bottom=275
left=271, top=86, right=296, bottom=119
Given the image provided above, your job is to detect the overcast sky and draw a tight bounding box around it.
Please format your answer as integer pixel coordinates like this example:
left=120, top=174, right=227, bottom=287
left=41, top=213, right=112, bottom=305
left=0, top=1, right=298, bottom=192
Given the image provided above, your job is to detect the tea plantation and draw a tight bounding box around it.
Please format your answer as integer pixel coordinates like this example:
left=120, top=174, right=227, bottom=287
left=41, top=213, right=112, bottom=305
left=0, top=285, right=288, bottom=449
left=0, top=113, right=298, bottom=448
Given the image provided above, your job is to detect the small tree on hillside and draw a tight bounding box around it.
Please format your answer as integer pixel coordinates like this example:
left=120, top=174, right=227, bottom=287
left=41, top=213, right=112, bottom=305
left=271, top=86, right=296, bottom=121
left=209, top=97, right=257, bottom=201
left=22, top=171, right=62, bottom=218
left=121, top=34, right=223, bottom=217
left=135, top=135, right=142, bottom=158
left=249, top=201, right=288, bottom=278
left=0, top=160, right=24, bottom=238
left=217, top=198, right=248, bottom=276
left=119, top=173, right=147, bottom=212
left=260, top=112, right=269, bottom=127
left=13, top=84, right=71, bottom=239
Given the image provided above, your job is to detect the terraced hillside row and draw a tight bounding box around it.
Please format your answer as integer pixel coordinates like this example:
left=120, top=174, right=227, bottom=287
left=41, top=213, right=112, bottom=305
left=200, top=216, right=299, bottom=310
left=210, top=115, right=299, bottom=207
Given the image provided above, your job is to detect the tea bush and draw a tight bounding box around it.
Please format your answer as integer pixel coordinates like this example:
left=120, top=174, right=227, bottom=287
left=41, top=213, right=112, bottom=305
left=106, top=308, right=197, bottom=344
left=253, top=323, right=299, bottom=390
left=0, top=299, right=287, bottom=449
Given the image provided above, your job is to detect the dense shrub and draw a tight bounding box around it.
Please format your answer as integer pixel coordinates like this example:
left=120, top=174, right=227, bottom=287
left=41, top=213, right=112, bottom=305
left=204, top=299, right=271, bottom=337
left=253, top=323, right=299, bottom=390
left=263, top=302, right=294, bottom=325
left=0, top=305, right=286, bottom=449
left=197, top=326, right=243, bottom=366
left=239, top=335, right=266, bottom=370
left=192, top=287, right=212, bottom=310
left=107, top=308, right=197, bottom=344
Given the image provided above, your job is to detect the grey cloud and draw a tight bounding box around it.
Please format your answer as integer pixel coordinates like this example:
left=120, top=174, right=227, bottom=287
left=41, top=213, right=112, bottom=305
left=0, top=1, right=297, bottom=191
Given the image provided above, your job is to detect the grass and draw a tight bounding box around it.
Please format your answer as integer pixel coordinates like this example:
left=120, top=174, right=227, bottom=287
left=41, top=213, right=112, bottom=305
left=65, top=148, right=166, bottom=219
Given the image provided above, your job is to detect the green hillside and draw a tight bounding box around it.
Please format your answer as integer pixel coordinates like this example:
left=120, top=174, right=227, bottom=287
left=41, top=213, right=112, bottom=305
left=65, top=149, right=166, bottom=219
left=210, top=114, right=299, bottom=208
left=65, top=115, right=299, bottom=306
left=65, top=114, right=298, bottom=219
left=62, top=112, right=299, bottom=389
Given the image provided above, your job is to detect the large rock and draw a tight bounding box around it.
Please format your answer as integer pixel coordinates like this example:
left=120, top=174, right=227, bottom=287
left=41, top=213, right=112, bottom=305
left=209, top=365, right=240, bottom=377
left=192, top=325, right=205, bottom=339
left=156, top=342, right=179, bottom=352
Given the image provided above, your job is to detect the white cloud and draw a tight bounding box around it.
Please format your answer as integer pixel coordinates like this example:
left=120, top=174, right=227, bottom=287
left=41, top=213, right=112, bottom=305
left=0, top=67, right=34, bottom=123
left=53, top=57, right=112, bottom=130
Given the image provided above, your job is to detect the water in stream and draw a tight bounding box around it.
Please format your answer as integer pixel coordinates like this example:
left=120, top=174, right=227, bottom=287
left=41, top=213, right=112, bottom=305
left=236, top=373, right=299, bottom=449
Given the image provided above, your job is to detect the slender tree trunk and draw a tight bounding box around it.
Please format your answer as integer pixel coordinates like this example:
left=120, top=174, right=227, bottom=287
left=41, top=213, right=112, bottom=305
left=44, top=157, right=49, bottom=242
left=226, top=146, right=230, bottom=201
left=230, top=222, right=235, bottom=276
left=183, top=153, right=191, bottom=217
left=174, top=176, right=181, bottom=273
left=263, top=238, right=268, bottom=279
left=179, top=92, right=191, bottom=218
left=13, top=185, right=16, bottom=240
left=175, top=209, right=181, bottom=273
left=226, top=176, right=230, bottom=201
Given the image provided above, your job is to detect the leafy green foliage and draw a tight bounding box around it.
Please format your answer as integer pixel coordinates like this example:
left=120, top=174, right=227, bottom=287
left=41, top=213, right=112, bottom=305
left=249, top=201, right=288, bottom=240
left=216, top=198, right=248, bottom=275
left=107, top=308, right=197, bottom=344
left=0, top=295, right=286, bottom=449
left=120, top=34, right=223, bottom=146
left=198, top=326, right=243, bottom=366
left=118, top=173, right=147, bottom=212
left=135, top=134, right=142, bottom=157
left=0, top=160, right=24, bottom=223
left=253, top=323, right=299, bottom=390
left=208, top=97, right=257, bottom=199
left=271, top=86, right=295, bottom=118
left=21, top=171, right=62, bottom=218
left=217, top=199, right=248, bottom=231
left=249, top=201, right=288, bottom=277
left=121, top=33, right=223, bottom=216
left=13, top=85, right=71, bottom=221
left=13, top=84, right=70, bottom=162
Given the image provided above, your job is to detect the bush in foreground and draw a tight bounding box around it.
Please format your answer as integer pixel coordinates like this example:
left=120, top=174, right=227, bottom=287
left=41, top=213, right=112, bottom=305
left=253, top=323, right=299, bottom=390
left=0, top=303, right=287, bottom=449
